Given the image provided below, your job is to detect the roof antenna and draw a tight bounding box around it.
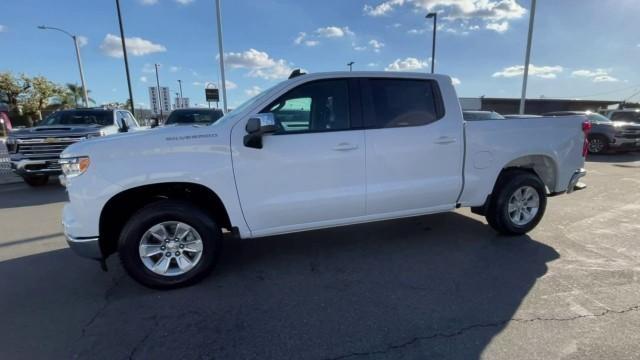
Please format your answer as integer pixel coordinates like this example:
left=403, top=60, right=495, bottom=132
left=288, top=69, right=306, bottom=79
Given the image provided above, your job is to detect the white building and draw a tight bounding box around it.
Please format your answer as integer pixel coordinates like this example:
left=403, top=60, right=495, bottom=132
left=148, top=87, right=171, bottom=115
left=174, top=97, right=190, bottom=109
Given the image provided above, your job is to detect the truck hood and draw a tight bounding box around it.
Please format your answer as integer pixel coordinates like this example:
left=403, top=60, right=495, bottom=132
left=61, top=124, right=225, bottom=159
left=9, top=125, right=103, bottom=138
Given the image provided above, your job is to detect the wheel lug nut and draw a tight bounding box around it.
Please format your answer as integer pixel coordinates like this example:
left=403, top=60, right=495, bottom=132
left=165, top=252, right=171, bottom=257
left=179, top=244, right=184, bottom=249
left=161, top=246, right=166, bottom=250
left=175, top=251, right=181, bottom=256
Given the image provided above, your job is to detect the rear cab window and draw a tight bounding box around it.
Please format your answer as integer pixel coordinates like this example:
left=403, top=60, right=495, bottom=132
left=361, top=78, right=445, bottom=128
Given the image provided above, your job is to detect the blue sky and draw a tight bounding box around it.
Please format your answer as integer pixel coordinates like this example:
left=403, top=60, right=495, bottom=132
left=2, top=0, right=639, bottom=108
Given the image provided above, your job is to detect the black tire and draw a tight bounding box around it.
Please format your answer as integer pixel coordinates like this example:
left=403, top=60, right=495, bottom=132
left=587, top=135, right=609, bottom=154
left=23, top=175, right=49, bottom=187
left=118, top=200, right=221, bottom=289
left=485, top=170, right=547, bottom=235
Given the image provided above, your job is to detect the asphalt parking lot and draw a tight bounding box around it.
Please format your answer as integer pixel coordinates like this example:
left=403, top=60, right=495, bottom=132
left=1, top=153, right=639, bottom=360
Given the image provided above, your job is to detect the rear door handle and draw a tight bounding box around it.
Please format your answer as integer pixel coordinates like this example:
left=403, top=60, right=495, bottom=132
left=434, top=136, right=456, bottom=145
left=333, top=143, right=359, bottom=151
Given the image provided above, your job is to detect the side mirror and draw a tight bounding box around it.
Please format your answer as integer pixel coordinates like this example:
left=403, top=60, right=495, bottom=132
left=117, top=117, right=129, bottom=133
left=149, top=118, right=159, bottom=128
left=244, top=113, right=276, bottom=149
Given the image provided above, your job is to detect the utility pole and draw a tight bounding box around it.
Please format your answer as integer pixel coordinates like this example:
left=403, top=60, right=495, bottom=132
left=347, top=61, right=354, bottom=72
left=426, top=12, right=437, bottom=74
left=519, top=0, right=537, bottom=115
left=155, top=64, right=163, bottom=120
left=115, top=0, right=135, bottom=116
left=37, top=26, right=89, bottom=107
left=177, top=79, right=183, bottom=99
left=215, top=0, right=228, bottom=113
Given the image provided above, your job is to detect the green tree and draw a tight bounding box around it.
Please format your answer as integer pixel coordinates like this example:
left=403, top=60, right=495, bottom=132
left=22, top=76, right=64, bottom=120
left=61, top=83, right=95, bottom=108
left=0, top=72, right=31, bottom=112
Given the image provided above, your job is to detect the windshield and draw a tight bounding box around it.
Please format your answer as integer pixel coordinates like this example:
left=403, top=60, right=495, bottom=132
left=611, top=111, right=640, bottom=123
left=41, top=111, right=112, bottom=126
left=587, top=113, right=611, bottom=123
left=165, top=109, right=224, bottom=125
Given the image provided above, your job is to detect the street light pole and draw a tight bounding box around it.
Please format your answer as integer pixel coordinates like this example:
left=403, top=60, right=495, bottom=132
left=37, top=25, right=89, bottom=107
left=347, top=61, right=354, bottom=72
left=177, top=79, right=183, bottom=99
left=426, top=12, right=437, bottom=74
left=519, top=0, right=537, bottom=115
left=155, top=64, right=163, bottom=120
left=115, top=0, right=135, bottom=116
left=215, top=0, right=228, bottom=113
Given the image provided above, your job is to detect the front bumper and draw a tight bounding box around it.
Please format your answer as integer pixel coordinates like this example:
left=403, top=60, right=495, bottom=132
left=610, top=137, right=640, bottom=150
left=65, top=234, right=102, bottom=260
left=10, top=158, right=62, bottom=176
left=566, top=168, right=587, bottom=194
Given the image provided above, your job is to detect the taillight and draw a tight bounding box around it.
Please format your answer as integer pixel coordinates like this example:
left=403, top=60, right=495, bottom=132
left=582, top=120, right=591, bottom=157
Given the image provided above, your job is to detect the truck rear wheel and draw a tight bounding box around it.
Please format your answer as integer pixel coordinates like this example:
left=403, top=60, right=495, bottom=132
left=23, top=175, right=49, bottom=187
left=485, top=170, right=547, bottom=235
left=118, top=200, right=221, bottom=289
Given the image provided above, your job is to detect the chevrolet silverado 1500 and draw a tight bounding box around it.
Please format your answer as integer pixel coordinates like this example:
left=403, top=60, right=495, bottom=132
left=60, top=72, right=588, bottom=288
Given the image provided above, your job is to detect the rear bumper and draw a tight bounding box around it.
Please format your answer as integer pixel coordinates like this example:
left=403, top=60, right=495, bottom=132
left=10, top=158, right=62, bottom=177
left=566, top=168, right=587, bottom=194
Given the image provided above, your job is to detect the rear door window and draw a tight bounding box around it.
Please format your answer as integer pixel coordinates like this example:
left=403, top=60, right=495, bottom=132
left=362, top=78, right=444, bottom=128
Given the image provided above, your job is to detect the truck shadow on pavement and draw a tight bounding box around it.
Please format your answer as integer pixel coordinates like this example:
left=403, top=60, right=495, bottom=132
left=587, top=151, right=640, bottom=163
left=0, top=181, right=67, bottom=209
left=0, top=212, right=559, bottom=360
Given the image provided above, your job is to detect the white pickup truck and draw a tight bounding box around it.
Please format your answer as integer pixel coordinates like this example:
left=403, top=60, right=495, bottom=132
left=61, top=72, right=588, bottom=288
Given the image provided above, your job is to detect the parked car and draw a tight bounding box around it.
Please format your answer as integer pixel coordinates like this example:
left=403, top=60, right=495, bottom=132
left=0, top=111, right=12, bottom=136
left=60, top=72, right=588, bottom=288
left=543, top=111, right=640, bottom=154
left=462, top=110, right=505, bottom=121
left=164, top=108, right=224, bottom=126
left=6, top=108, right=140, bottom=186
left=504, top=114, right=542, bottom=119
left=608, top=109, right=640, bottom=124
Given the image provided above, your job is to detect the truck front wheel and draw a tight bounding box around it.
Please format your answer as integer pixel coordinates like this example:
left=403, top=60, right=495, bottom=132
left=485, top=171, right=547, bottom=235
left=118, top=200, right=221, bottom=289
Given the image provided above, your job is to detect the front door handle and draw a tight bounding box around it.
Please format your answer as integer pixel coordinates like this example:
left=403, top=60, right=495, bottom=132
left=333, top=143, right=359, bottom=151
left=434, top=136, right=456, bottom=145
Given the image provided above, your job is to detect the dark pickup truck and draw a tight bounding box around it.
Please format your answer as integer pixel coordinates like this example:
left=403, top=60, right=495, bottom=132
left=6, top=108, right=140, bottom=186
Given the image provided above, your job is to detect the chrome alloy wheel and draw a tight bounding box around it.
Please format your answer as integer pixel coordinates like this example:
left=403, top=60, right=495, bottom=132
left=507, top=186, right=540, bottom=226
left=139, top=221, right=204, bottom=276
left=588, top=138, right=605, bottom=153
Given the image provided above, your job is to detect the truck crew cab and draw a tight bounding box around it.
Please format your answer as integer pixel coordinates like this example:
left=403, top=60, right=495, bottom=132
left=60, top=72, right=588, bottom=288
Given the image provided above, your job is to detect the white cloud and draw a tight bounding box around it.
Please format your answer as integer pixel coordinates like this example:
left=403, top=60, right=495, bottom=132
left=142, top=63, right=156, bottom=73
left=225, top=80, right=238, bottom=89
left=304, top=40, right=319, bottom=47
left=140, top=76, right=148, bottom=83
left=407, top=28, right=427, bottom=35
left=223, top=48, right=293, bottom=80
left=315, top=26, right=354, bottom=38
left=140, top=0, right=158, bottom=4
left=100, top=33, right=166, bottom=58
left=369, top=39, right=385, bottom=52
left=76, top=36, right=88, bottom=47
left=385, top=57, right=428, bottom=71
left=0, top=25, right=7, bottom=32
left=169, top=66, right=180, bottom=72
left=353, top=44, right=367, bottom=51
left=572, top=68, right=619, bottom=83
left=245, top=86, right=262, bottom=97
left=451, top=77, right=461, bottom=85
left=486, top=21, right=508, bottom=33
left=363, top=0, right=405, bottom=16
left=294, top=32, right=307, bottom=45
left=368, top=62, right=379, bottom=67
left=492, top=64, right=563, bottom=79
left=365, top=0, right=525, bottom=33
left=593, top=75, right=619, bottom=83
left=175, top=0, right=194, bottom=4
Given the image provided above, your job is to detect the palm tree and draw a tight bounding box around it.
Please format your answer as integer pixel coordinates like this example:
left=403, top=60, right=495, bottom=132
left=61, top=83, right=95, bottom=108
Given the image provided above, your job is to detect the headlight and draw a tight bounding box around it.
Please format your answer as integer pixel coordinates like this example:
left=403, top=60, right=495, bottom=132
left=60, top=156, right=91, bottom=178
left=86, top=130, right=105, bottom=139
